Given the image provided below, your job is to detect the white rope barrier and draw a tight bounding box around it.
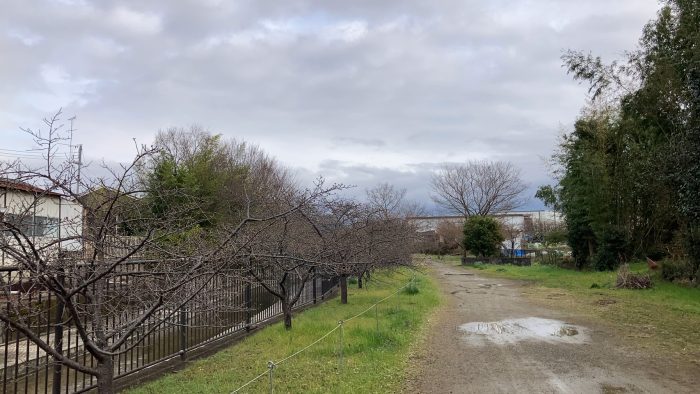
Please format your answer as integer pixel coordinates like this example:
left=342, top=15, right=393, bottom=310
left=275, top=324, right=340, bottom=366
left=230, top=370, right=269, bottom=393
left=344, top=274, right=414, bottom=323
left=230, top=273, right=416, bottom=393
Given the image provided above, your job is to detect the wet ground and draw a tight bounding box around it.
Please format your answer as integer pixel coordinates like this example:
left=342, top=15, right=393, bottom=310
left=406, top=260, right=700, bottom=393
left=459, top=317, right=588, bottom=346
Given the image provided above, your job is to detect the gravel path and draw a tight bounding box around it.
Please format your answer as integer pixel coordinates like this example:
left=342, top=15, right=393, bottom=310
left=406, top=260, right=699, bottom=393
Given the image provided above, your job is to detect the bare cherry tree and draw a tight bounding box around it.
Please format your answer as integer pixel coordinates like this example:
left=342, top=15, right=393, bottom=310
left=360, top=183, right=417, bottom=286
left=366, top=183, right=407, bottom=219
left=430, top=160, right=527, bottom=217
left=239, top=178, right=342, bottom=330
left=435, top=219, right=463, bottom=256
left=307, top=187, right=418, bottom=304
left=308, top=198, right=370, bottom=304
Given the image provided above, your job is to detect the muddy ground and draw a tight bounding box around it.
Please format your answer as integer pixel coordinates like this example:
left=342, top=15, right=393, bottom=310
left=405, top=260, right=699, bottom=393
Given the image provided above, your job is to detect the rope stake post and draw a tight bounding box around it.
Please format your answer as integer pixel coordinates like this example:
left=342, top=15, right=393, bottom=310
left=267, top=361, right=276, bottom=394
left=375, top=304, right=379, bottom=335
left=410, top=277, right=415, bottom=323
left=338, top=320, right=344, bottom=372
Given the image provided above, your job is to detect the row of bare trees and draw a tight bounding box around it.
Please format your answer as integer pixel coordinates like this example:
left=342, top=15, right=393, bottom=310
left=0, top=117, right=417, bottom=392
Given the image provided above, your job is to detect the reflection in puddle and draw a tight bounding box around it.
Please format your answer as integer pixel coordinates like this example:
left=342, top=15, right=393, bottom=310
left=459, top=317, right=588, bottom=345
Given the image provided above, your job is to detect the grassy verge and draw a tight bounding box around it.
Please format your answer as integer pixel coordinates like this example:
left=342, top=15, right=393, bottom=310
left=128, top=267, right=440, bottom=394
left=431, top=254, right=700, bottom=362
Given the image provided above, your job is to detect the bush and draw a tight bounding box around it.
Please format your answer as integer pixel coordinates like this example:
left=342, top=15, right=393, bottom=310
left=463, top=216, right=504, bottom=258
left=594, top=227, right=628, bottom=271
left=661, top=259, right=696, bottom=283
left=566, top=213, right=596, bottom=270
left=403, top=282, right=419, bottom=295
left=684, top=226, right=700, bottom=283
left=348, top=277, right=358, bottom=285
left=538, top=250, right=564, bottom=267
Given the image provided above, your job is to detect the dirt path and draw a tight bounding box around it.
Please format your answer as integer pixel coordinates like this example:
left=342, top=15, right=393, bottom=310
left=406, top=261, right=699, bottom=393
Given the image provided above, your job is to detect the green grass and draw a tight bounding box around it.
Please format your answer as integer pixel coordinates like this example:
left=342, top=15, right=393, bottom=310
left=127, top=268, right=440, bottom=394
left=432, top=254, right=700, bottom=360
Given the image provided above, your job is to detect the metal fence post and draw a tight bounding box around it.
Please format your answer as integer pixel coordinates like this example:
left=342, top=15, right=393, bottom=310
left=51, top=269, right=65, bottom=394
left=179, top=306, right=187, bottom=359
left=245, top=282, right=252, bottom=331
left=338, top=320, right=344, bottom=372
left=267, top=361, right=275, bottom=394
left=411, top=277, right=416, bottom=323
left=375, top=304, right=379, bottom=335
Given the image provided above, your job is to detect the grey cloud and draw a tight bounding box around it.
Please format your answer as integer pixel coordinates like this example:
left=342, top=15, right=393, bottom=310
left=1, top=0, right=660, bottom=209
left=333, top=137, right=386, bottom=148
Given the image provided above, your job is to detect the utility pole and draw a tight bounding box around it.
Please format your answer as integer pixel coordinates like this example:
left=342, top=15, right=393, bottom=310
left=67, top=116, right=83, bottom=194
left=76, top=144, right=82, bottom=194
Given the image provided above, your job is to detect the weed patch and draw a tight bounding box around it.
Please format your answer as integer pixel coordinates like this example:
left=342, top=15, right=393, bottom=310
left=403, top=282, right=420, bottom=295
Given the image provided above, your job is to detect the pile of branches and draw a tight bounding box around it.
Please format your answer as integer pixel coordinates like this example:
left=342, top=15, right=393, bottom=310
left=616, top=264, right=653, bottom=289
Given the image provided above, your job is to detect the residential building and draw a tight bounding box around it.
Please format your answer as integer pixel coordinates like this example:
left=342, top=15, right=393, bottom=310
left=0, top=179, right=82, bottom=266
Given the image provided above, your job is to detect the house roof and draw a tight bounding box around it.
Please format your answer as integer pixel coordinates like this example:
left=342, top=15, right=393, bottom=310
left=0, top=179, right=63, bottom=197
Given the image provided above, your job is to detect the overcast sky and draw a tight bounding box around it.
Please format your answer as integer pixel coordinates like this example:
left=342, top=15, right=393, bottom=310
left=0, top=0, right=661, bottom=212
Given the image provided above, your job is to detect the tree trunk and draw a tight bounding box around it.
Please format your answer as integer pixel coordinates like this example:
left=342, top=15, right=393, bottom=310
left=357, top=273, right=363, bottom=289
left=339, top=275, right=348, bottom=304
left=586, top=239, right=595, bottom=270
left=96, top=357, right=114, bottom=394
left=51, top=271, right=65, bottom=394
left=282, top=300, right=292, bottom=330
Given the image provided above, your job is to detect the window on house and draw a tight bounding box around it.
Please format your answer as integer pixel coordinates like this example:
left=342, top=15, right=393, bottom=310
left=2, top=213, right=60, bottom=237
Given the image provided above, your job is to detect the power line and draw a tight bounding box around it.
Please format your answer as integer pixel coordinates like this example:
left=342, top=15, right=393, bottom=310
left=0, top=148, right=44, bottom=153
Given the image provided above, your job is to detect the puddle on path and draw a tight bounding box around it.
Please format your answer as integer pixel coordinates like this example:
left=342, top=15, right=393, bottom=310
left=477, top=283, right=501, bottom=289
left=459, top=317, right=588, bottom=345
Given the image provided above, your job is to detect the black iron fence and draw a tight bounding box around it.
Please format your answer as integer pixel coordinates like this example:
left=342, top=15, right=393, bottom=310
left=0, top=261, right=338, bottom=393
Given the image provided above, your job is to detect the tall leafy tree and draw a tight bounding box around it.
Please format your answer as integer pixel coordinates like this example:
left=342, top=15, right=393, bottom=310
left=557, top=0, right=699, bottom=277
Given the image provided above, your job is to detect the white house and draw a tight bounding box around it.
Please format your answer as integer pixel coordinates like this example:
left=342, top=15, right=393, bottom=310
left=0, top=179, right=82, bottom=266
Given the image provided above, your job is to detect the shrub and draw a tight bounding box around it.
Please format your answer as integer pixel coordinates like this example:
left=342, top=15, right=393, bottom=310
left=661, top=259, right=696, bottom=283
left=403, top=282, right=419, bottom=295
left=538, top=250, right=564, bottom=267
left=594, top=227, right=628, bottom=271
left=348, top=277, right=358, bottom=285
left=684, top=226, right=700, bottom=283
left=463, top=216, right=504, bottom=258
